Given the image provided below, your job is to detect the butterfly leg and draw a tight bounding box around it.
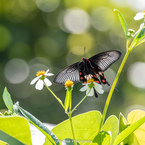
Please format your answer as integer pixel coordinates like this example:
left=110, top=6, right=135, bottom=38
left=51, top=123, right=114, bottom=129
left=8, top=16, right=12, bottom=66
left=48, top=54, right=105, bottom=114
left=93, top=87, right=98, bottom=98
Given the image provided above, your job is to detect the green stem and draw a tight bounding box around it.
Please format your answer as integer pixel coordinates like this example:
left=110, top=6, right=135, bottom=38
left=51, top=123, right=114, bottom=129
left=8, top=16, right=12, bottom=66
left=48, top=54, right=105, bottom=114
left=99, top=50, right=130, bottom=130
left=68, top=112, right=76, bottom=143
left=44, top=81, right=65, bottom=110
left=71, top=88, right=91, bottom=114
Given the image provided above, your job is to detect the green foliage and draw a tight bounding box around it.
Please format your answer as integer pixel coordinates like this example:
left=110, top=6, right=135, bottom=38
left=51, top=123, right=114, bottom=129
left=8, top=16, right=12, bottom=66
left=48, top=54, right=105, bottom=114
left=114, top=9, right=128, bottom=36
left=113, top=110, right=145, bottom=145
left=51, top=111, right=102, bottom=144
left=119, top=113, right=128, bottom=133
left=127, top=110, right=145, bottom=144
left=0, top=116, right=32, bottom=145
left=102, top=115, right=118, bottom=144
left=17, top=105, right=59, bottom=145
left=0, top=130, right=25, bottom=145
left=92, top=131, right=112, bottom=145
left=0, top=140, right=8, bottom=145
left=2, top=87, right=14, bottom=113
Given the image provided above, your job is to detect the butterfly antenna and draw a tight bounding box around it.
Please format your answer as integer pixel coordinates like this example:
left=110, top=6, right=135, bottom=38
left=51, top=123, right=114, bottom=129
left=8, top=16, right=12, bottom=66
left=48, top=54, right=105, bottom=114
left=84, top=47, right=86, bottom=57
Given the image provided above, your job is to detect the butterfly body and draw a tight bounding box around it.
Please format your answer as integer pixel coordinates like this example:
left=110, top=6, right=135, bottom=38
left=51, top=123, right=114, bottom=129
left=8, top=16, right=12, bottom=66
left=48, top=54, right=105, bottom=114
left=53, top=50, right=121, bottom=86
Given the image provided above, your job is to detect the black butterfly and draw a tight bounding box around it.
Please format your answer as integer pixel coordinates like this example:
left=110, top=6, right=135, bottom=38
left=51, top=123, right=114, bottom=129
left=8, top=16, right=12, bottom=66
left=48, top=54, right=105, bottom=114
left=53, top=50, right=121, bottom=97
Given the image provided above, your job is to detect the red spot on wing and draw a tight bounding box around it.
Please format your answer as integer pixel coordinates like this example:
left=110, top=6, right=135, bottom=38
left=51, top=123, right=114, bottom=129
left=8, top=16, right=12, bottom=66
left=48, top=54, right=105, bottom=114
left=102, top=79, right=106, bottom=83
left=83, top=81, right=87, bottom=84
left=79, top=72, right=82, bottom=75
left=80, top=77, right=83, bottom=80
left=96, top=81, right=100, bottom=84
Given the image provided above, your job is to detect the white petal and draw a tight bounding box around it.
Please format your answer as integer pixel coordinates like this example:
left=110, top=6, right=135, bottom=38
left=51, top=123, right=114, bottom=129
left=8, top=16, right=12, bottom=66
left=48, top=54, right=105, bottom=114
left=35, top=80, right=44, bottom=90
left=45, top=69, right=49, bottom=74
left=45, top=73, right=54, bottom=76
left=86, top=88, right=94, bottom=96
left=30, top=77, right=40, bottom=85
left=134, top=12, right=145, bottom=20
left=44, top=78, right=52, bottom=87
left=80, top=85, right=88, bottom=92
left=94, top=83, right=104, bottom=94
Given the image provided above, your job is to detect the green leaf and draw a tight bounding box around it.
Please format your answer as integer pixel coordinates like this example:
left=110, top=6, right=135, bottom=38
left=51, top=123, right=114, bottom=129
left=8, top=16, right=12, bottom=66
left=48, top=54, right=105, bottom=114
left=0, top=130, right=24, bottom=145
left=2, top=87, right=14, bottom=113
left=62, top=138, right=80, bottom=145
left=17, top=104, right=59, bottom=145
left=92, top=131, right=112, bottom=145
left=113, top=111, right=145, bottom=145
left=135, top=37, right=145, bottom=47
left=51, top=111, right=102, bottom=144
left=130, top=24, right=145, bottom=49
left=114, top=9, right=128, bottom=36
left=102, top=115, right=119, bottom=144
left=127, top=109, right=145, bottom=145
left=0, top=140, right=8, bottom=145
left=119, top=113, right=128, bottom=133
left=0, top=116, right=32, bottom=145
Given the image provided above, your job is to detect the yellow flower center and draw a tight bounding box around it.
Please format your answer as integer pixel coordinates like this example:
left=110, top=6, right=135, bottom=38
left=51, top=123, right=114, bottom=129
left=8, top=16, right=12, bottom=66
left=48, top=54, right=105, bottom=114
left=65, top=79, right=74, bottom=88
left=87, top=78, right=96, bottom=84
left=142, top=10, right=145, bottom=13
left=36, top=70, right=45, bottom=77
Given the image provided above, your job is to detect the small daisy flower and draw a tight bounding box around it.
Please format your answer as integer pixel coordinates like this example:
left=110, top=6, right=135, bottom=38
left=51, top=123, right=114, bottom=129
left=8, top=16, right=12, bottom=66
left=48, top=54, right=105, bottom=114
left=30, top=69, right=54, bottom=90
left=134, top=10, right=145, bottom=20
left=64, top=79, right=74, bottom=89
left=80, top=78, right=104, bottom=97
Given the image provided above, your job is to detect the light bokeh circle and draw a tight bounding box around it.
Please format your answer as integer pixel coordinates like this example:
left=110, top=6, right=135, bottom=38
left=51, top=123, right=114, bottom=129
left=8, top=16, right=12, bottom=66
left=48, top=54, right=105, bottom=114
left=4, top=58, right=29, bottom=84
left=127, top=62, right=145, bottom=89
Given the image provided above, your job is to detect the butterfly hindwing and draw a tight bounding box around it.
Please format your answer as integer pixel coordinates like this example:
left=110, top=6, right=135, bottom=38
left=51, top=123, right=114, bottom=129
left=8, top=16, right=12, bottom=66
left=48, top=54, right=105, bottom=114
left=53, top=62, right=81, bottom=84
left=89, top=50, right=121, bottom=72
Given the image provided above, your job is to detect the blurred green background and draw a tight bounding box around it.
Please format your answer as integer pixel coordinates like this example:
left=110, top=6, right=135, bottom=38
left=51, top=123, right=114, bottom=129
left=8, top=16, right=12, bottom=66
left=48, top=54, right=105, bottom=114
left=1, top=0, right=145, bottom=124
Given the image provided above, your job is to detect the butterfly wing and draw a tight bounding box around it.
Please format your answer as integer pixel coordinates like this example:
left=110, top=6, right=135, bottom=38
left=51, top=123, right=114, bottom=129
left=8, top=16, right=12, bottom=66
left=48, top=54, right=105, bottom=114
left=89, top=50, right=121, bottom=71
left=53, top=62, right=81, bottom=84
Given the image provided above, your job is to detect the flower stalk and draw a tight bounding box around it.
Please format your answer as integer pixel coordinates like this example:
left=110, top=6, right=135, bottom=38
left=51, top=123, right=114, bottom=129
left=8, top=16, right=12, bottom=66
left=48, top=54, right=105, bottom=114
left=44, top=81, right=65, bottom=109
left=99, top=50, right=130, bottom=130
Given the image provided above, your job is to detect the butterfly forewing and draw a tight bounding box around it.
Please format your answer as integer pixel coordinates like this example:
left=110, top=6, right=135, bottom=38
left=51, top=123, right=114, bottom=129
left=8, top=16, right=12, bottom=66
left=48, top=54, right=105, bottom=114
left=53, top=62, right=81, bottom=84
left=89, top=50, right=121, bottom=71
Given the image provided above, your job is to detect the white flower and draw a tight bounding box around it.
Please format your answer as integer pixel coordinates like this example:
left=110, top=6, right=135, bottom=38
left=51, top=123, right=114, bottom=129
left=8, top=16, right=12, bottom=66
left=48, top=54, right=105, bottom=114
left=80, top=79, right=104, bottom=96
left=134, top=11, right=145, bottom=20
left=30, top=69, right=54, bottom=90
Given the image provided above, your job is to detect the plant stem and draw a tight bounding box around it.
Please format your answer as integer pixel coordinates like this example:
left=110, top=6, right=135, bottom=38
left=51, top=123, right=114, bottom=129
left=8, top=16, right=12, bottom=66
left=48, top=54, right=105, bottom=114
left=68, top=112, right=76, bottom=143
left=44, top=82, right=65, bottom=109
left=99, top=50, right=130, bottom=130
left=71, top=88, right=91, bottom=114
left=67, top=92, right=76, bottom=144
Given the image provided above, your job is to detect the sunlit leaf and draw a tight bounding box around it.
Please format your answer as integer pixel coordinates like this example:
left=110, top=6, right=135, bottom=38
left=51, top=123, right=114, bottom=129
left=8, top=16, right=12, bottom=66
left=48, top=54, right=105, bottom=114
left=130, top=24, right=145, bottom=49
left=127, top=109, right=145, bottom=145
left=62, top=138, right=80, bottom=145
left=0, top=130, right=24, bottom=145
left=119, top=113, right=128, bottom=133
left=0, top=116, right=32, bottom=145
left=135, top=37, right=145, bottom=47
left=92, top=131, right=111, bottom=145
left=51, top=111, right=102, bottom=144
left=113, top=110, right=145, bottom=145
left=114, top=9, right=128, bottom=36
left=0, top=140, right=8, bottom=145
left=17, top=105, right=59, bottom=145
left=2, top=87, right=14, bottom=113
left=102, top=115, right=118, bottom=144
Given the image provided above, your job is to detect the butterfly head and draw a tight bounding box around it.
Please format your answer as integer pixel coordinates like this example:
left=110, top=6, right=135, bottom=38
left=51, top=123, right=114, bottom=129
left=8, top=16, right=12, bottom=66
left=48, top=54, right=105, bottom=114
left=82, top=57, right=89, bottom=62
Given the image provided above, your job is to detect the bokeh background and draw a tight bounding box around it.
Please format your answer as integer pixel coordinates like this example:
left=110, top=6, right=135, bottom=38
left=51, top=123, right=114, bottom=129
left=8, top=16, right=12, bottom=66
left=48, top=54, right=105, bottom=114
left=1, top=0, right=145, bottom=124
